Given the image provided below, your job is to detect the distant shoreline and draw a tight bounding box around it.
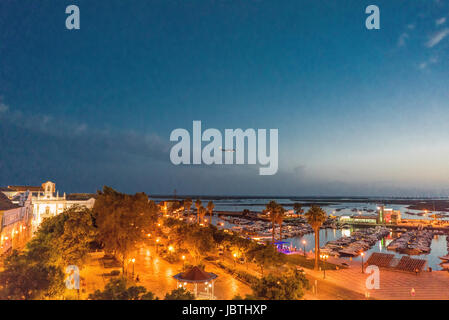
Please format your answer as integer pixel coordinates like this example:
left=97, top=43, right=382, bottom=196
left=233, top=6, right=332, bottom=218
left=149, top=196, right=449, bottom=213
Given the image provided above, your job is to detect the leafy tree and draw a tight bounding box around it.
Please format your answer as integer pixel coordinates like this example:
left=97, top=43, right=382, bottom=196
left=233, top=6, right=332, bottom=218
left=0, top=206, right=96, bottom=300
left=251, top=271, right=308, bottom=300
left=88, top=277, right=158, bottom=300
left=229, top=234, right=252, bottom=259
left=246, top=243, right=285, bottom=276
left=184, top=225, right=215, bottom=264
left=232, top=294, right=258, bottom=300
left=58, top=206, right=98, bottom=266
left=164, top=287, right=195, bottom=300
left=0, top=250, right=65, bottom=300
left=94, top=186, right=159, bottom=273
left=207, top=201, right=215, bottom=224
left=305, top=205, right=327, bottom=270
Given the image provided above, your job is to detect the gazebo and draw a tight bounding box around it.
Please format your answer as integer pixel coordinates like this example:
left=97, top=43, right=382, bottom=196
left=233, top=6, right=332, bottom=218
left=173, top=266, right=218, bottom=299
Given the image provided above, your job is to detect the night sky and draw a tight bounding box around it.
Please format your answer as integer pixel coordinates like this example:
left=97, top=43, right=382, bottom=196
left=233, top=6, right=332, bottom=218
left=1, top=0, right=448, bottom=196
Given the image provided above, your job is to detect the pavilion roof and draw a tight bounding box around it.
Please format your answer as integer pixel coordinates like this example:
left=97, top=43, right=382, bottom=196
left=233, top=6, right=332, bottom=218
left=173, top=266, right=218, bottom=283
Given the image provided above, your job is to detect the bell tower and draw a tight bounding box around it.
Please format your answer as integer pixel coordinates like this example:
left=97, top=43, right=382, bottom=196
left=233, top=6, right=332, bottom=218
left=41, top=181, right=56, bottom=198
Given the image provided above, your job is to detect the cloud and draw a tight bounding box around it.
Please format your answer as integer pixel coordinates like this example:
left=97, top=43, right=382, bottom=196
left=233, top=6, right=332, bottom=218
left=0, top=106, right=170, bottom=162
left=407, top=24, right=415, bottom=30
left=419, top=56, right=438, bottom=70
left=436, top=17, right=446, bottom=26
left=397, top=33, right=409, bottom=47
left=426, top=28, right=449, bottom=47
left=0, top=103, right=9, bottom=113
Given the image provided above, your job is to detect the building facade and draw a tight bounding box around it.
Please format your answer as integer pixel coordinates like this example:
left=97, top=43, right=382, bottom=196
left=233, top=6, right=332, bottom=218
left=0, top=191, right=33, bottom=255
left=1, top=181, right=96, bottom=231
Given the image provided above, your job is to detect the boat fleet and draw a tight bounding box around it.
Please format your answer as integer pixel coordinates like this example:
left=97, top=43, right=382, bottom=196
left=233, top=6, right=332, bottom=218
left=219, top=216, right=315, bottom=239
left=438, top=237, right=449, bottom=269
left=387, top=230, right=433, bottom=255
left=320, top=226, right=390, bottom=257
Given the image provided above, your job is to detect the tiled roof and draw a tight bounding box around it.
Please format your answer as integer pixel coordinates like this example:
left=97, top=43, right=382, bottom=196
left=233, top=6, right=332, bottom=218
left=66, top=193, right=96, bottom=200
left=364, top=252, right=427, bottom=273
left=0, top=192, right=20, bottom=210
left=365, top=252, right=395, bottom=268
left=7, top=185, right=43, bottom=192
left=396, top=256, right=427, bottom=273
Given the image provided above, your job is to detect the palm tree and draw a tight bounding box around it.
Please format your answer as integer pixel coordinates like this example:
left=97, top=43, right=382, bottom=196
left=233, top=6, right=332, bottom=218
left=195, top=199, right=202, bottom=223
left=184, top=198, right=192, bottom=215
left=199, top=206, right=207, bottom=224
left=293, top=203, right=304, bottom=215
left=275, top=205, right=286, bottom=241
left=305, top=205, right=327, bottom=270
left=207, top=201, right=215, bottom=225
left=266, top=201, right=279, bottom=244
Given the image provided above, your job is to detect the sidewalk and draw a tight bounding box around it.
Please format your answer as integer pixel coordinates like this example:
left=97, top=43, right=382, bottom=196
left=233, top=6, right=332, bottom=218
left=306, top=260, right=449, bottom=300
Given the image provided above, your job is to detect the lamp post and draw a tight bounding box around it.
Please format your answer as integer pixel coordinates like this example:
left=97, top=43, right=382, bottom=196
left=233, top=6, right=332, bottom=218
left=233, top=253, right=237, bottom=268
left=302, top=240, right=307, bottom=257
left=361, top=252, right=365, bottom=273
left=181, top=255, right=186, bottom=271
left=156, top=238, right=160, bottom=254
left=131, top=258, right=135, bottom=278
left=319, top=253, right=328, bottom=279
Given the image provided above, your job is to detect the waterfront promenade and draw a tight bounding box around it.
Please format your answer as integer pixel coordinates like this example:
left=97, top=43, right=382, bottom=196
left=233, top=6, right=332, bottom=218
left=307, top=257, right=449, bottom=300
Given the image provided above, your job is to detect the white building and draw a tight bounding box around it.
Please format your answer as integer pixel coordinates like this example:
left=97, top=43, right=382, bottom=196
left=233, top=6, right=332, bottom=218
left=0, top=191, right=33, bottom=255
left=1, top=181, right=96, bottom=230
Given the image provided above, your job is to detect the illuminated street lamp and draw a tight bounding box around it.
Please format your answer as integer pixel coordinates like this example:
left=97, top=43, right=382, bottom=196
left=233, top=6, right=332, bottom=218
left=156, top=238, right=160, bottom=253
left=131, top=258, right=135, bottom=278
left=361, top=252, right=365, bottom=273
left=319, top=253, right=329, bottom=279
left=233, top=253, right=237, bottom=268
left=302, top=240, right=307, bottom=257
left=181, top=255, right=186, bottom=271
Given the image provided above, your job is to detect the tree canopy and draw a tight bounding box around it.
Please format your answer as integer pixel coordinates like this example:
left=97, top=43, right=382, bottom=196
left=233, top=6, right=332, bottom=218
left=94, top=186, right=159, bottom=272
left=88, top=277, right=158, bottom=300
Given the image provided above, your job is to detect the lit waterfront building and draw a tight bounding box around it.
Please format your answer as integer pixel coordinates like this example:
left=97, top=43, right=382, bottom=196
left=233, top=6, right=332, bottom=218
left=377, top=205, right=401, bottom=224
left=339, top=206, right=401, bottom=226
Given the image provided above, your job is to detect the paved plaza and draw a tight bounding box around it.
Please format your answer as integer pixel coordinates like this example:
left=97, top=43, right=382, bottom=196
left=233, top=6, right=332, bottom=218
left=307, top=258, right=449, bottom=300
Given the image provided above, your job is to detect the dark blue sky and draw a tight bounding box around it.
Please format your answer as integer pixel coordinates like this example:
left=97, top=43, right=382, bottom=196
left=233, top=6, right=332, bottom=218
left=1, top=0, right=448, bottom=196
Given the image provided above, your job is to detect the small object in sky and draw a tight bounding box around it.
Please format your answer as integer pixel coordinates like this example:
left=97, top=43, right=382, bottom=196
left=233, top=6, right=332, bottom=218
left=219, top=146, right=235, bottom=153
